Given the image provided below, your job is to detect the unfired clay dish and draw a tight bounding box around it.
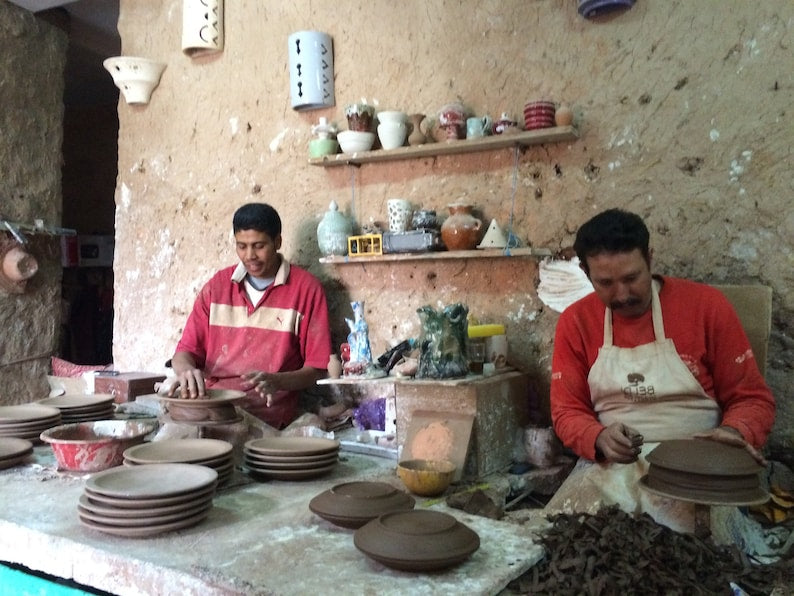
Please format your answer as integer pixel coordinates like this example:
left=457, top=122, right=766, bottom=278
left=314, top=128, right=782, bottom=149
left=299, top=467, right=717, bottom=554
left=354, top=510, right=480, bottom=571
left=84, top=483, right=216, bottom=509
left=79, top=508, right=211, bottom=538
left=309, top=481, right=416, bottom=529
left=123, top=438, right=233, bottom=464
left=244, top=436, right=340, bottom=457
left=86, top=463, right=218, bottom=499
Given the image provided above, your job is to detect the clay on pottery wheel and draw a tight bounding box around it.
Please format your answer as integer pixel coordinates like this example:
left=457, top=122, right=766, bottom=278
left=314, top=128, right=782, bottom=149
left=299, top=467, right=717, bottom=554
left=168, top=403, right=238, bottom=422
left=641, top=439, right=767, bottom=505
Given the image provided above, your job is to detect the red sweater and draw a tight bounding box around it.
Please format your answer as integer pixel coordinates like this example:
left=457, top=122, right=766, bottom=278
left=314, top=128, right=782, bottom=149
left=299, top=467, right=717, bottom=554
left=176, top=259, right=332, bottom=428
left=550, top=277, right=775, bottom=460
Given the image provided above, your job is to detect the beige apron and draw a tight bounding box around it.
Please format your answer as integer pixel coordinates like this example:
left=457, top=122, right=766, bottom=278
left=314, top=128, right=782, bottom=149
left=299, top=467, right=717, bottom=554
left=546, top=281, right=721, bottom=533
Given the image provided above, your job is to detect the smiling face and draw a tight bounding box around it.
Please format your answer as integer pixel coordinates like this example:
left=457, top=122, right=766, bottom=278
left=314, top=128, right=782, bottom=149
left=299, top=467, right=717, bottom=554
left=584, top=248, right=654, bottom=319
left=235, top=229, right=282, bottom=279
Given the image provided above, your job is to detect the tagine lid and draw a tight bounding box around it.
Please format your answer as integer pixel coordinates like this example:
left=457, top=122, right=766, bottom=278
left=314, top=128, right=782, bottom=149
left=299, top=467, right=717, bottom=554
left=645, top=439, right=763, bottom=476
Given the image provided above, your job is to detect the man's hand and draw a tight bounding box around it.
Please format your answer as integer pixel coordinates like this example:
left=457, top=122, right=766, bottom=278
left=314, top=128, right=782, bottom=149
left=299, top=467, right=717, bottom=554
left=692, top=426, right=767, bottom=467
left=241, top=371, right=279, bottom=407
left=168, top=368, right=206, bottom=399
left=595, top=423, right=644, bottom=463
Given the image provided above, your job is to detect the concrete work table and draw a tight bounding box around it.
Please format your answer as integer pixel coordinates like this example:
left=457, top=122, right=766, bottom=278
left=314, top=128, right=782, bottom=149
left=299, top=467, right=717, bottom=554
left=0, top=446, right=544, bottom=595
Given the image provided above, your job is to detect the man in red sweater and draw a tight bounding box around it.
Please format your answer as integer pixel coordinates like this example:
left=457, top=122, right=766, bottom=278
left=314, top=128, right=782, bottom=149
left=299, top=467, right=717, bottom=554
left=168, top=203, right=332, bottom=429
left=548, top=208, right=775, bottom=530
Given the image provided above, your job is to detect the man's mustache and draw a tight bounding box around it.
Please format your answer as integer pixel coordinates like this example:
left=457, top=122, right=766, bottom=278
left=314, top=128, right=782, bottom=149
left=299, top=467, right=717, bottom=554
left=610, top=297, right=642, bottom=310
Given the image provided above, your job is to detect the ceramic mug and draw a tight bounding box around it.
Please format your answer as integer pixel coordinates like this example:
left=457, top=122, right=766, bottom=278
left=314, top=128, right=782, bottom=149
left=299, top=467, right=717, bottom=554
left=387, top=199, right=412, bottom=233
left=466, top=116, right=492, bottom=139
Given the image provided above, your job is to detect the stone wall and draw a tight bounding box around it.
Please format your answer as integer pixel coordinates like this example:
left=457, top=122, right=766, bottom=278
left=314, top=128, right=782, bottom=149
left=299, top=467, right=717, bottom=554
left=0, top=4, right=66, bottom=404
left=111, top=1, right=793, bottom=457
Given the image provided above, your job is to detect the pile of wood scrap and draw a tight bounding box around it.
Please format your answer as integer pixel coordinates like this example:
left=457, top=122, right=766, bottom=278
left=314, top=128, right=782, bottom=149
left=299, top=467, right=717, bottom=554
left=507, top=505, right=793, bottom=595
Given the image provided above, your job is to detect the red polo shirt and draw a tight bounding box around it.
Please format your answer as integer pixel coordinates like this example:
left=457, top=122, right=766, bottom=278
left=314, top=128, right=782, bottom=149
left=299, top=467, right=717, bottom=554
left=176, top=257, right=332, bottom=428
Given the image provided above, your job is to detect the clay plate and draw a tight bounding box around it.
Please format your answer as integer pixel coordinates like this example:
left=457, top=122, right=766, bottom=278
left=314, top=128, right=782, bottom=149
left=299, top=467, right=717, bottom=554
left=645, top=439, right=763, bottom=476
left=86, top=462, right=218, bottom=499
left=83, top=483, right=216, bottom=509
left=244, top=436, right=340, bottom=457
left=354, top=510, right=480, bottom=571
left=243, top=461, right=337, bottom=481
left=0, top=437, right=33, bottom=469
left=155, top=389, right=245, bottom=408
left=639, top=475, right=768, bottom=506
left=79, top=507, right=211, bottom=538
left=309, top=481, right=416, bottom=529
left=243, top=450, right=339, bottom=464
left=0, top=404, right=61, bottom=423
left=37, top=394, right=115, bottom=410
left=78, top=497, right=212, bottom=527
left=123, top=438, right=233, bottom=464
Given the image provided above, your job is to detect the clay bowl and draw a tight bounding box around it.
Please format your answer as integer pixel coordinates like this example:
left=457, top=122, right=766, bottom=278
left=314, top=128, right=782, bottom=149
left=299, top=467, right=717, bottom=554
left=40, top=420, right=157, bottom=472
left=309, top=481, right=416, bottom=529
left=396, top=459, right=456, bottom=497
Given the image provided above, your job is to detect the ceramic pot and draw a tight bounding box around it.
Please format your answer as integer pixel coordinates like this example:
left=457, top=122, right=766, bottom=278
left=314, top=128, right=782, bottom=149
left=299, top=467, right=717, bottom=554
left=440, top=203, right=482, bottom=251
left=2, top=246, right=38, bottom=282
left=438, top=102, right=467, bottom=140
left=377, top=122, right=408, bottom=150
left=317, top=200, right=352, bottom=256
left=407, top=113, right=427, bottom=146
left=345, top=103, right=375, bottom=132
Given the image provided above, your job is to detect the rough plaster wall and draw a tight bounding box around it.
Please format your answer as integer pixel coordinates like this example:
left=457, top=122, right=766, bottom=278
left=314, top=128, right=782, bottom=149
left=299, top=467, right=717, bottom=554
left=112, top=1, right=793, bottom=455
left=0, top=4, right=66, bottom=404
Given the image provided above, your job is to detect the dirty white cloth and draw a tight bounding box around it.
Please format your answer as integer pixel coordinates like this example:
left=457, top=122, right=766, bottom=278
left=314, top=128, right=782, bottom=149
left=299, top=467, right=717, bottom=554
left=537, top=257, right=593, bottom=312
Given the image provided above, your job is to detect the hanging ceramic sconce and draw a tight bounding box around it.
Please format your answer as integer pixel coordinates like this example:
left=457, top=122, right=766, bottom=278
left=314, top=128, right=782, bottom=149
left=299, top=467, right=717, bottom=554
left=288, top=30, right=335, bottom=111
left=103, top=57, right=167, bottom=105
left=578, top=0, right=636, bottom=18
left=182, top=0, right=224, bottom=57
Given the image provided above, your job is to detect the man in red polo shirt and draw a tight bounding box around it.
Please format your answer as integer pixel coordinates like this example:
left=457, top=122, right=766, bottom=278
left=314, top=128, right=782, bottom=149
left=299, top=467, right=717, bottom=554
left=168, top=203, right=332, bottom=429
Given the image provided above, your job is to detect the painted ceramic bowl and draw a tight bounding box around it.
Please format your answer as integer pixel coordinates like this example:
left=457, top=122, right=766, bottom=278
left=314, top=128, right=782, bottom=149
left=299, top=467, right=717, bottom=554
left=338, top=130, right=376, bottom=154
left=40, top=420, right=157, bottom=472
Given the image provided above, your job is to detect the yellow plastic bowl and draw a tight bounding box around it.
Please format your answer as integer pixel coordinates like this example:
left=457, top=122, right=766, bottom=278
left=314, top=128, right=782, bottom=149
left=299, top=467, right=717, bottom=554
left=397, top=459, right=456, bottom=497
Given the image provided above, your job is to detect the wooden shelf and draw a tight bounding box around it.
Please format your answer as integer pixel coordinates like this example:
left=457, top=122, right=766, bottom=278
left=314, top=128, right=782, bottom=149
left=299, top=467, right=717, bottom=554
left=319, top=246, right=552, bottom=264
left=308, top=126, right=579, bottom=167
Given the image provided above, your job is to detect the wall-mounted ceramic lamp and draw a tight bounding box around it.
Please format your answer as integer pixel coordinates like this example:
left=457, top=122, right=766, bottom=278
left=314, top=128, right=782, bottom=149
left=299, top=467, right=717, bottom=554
left=288, top=30, right=335, bottom=111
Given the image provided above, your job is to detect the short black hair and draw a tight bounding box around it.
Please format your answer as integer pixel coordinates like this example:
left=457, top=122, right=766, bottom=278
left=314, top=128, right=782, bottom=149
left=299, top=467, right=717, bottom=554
left=574, top=208, right=650, bottom=275
left=232, top=203, right=281, bottom=239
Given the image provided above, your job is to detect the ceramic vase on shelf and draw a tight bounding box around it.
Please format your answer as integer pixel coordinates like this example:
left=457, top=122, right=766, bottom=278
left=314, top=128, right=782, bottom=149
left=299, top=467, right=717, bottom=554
left=407, top=113, right=427, bottom=146
left=317, top=200, right=352, bottom=256
left=440, top=202, right=482, bottom=251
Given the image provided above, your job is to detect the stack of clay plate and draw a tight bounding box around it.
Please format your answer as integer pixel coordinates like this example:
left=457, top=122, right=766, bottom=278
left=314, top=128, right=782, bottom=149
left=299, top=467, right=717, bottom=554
left=0, top=437, right=34, bottom=470
left=78, top=463, right=218, bottom=538
left=123, top=438, right=234, bottom=486
left=243, top=436, right=340, bottom=481
left=36, top=394, right=116, bottom=424
left=523, top=100, right=556, bottom=130
left=0, top=404, right=61, bottom=442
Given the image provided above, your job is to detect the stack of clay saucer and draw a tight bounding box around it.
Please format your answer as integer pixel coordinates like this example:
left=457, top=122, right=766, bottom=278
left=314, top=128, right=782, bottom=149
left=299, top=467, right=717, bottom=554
left=0, top=437, right=34, bottom=470
left=243, top=436, right=340, bottom=481
left=123, top=438, right=234, bottom=486
left=523, top=100, right=556, bottom=130
left=78, top=463, right=218, bottom=538
left=37, top=394, right=116, bottom=424
left=0, top=404, right=61, bottom=442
